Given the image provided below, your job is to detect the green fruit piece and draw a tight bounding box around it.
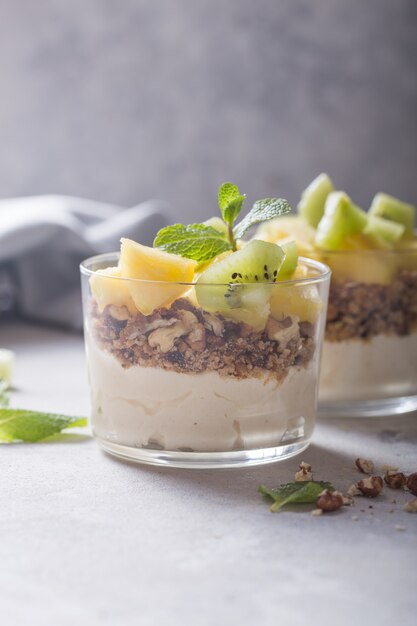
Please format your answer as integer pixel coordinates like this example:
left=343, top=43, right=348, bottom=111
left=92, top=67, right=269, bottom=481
left=195, top=240, right=285, bottom=329
left=297, top=173, right=334, bottom=227
left=203, top=216, right=228, bottom=236
left=369, top=193, right=415, bottom=236
left=315, top=192, right=367, bottom=250
left=364, top=215, right=405, bottom=245
left=277, top=239, right=298, bottom=279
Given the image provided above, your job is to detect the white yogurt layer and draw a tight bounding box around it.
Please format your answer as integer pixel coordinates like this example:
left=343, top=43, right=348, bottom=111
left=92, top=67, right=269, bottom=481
left=319, top=332, right=417, bottom=403
left=86, top=334, right=317, bottom=452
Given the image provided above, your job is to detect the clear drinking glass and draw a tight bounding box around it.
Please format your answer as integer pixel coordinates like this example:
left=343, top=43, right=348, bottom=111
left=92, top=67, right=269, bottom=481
left=80, top=253, right=330, bottom=468
left=317, top=245, right=417, bottom=417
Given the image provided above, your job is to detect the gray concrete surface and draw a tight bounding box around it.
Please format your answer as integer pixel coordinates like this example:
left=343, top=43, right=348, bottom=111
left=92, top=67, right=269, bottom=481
left=0, top=322, right=416, bottom=625
left=0, top=1, right=416, bottom=221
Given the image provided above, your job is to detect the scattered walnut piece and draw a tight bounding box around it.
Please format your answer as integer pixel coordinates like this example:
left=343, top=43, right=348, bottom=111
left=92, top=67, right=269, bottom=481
left=342, top=495, right=353, bottom=506
left=406, top=473, right=417, bottom=496
left=355, top=458, right=374, bottom=474
left=316, top=490, right=344, bottom=512
left=404, top=498, right=417, bottom=513
left=384, top=471, right=406, bottom=490
left=357, top=476, right=383, bottom=498
left=294, top=461, right=313, bottom=482
left=347, top=484, right=361, bottom=497
left=311, top=508, right=323, bottom=516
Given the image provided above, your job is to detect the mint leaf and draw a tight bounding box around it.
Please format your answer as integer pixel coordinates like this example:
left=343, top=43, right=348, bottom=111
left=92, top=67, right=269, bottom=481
left=0, top=380, right=9, bottom=408
left=234, top=198, right=292, bottom=240
left=218, top=182, right=240, bottom=211
left=218, top=183, right=246, bottom=227
left=0, top=409, right=88, bottom=443
left=223, top=195, right=246, bottom=227
left=154, top=223, right=232, bottom=262
left=259, top=481, right=334, bottom=512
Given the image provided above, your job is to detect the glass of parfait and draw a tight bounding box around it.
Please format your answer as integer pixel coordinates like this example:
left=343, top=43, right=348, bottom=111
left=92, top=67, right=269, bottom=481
left=80, top=237, right=330, bottom=468
left=256, top=174, right=417, bottom=417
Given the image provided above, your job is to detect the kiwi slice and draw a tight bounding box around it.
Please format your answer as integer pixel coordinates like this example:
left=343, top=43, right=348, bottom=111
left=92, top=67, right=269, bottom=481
left=369, top=193, right=415, bottom=236
left=277, top=239, right=298, bottom=278
left=315, top=192, right=367, bottom=250
left=297, top=173, right=334, bottom=227
left=195, top=240, right=285, bottom=326
left=364, top=214, right=405, bottom=245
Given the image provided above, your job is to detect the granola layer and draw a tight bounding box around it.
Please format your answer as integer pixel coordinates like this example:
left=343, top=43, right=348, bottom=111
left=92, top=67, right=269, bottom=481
left=91, top=298, right=316, bottom=382
left=326, top=270, right=417, bottom=341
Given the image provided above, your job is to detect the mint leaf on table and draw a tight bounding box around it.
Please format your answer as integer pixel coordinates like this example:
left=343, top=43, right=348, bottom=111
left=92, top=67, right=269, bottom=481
left=0, top=380, right=9, bottom=408
left=234, top=198, right=292, bottom=240
left=154, top=223, right=232, bottom=263
left=0, top=409, right=88, bottom=443
left=259, top=481, right=334, bottom=512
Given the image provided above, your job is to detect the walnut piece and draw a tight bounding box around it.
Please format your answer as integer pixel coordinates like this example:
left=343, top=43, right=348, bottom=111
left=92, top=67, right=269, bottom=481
left=266, top=316, right=300, bottom=347
left=294, top=461, right=313, bottom=482
left=384, top=471, right=406, bottom=490
left=311, top=508, right=323, bottom=516
left=357, top=476, right=383, bottom=498
left=316, top=490, right=344, bottom=512
left=347, top=484, right=361, bottom=497
left=404, top=498, right=417, bottom=513
left=148, top=321, right=188, bottom=353
left=355, top=458, right=374, bottom=474
left=406, top=473, right=417, bottom=496
left=108, top=305, right=132, bottom=321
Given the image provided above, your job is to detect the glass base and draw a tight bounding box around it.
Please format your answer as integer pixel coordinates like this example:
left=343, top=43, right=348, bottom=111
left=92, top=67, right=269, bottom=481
left=318, top=394, right=417, bottom=418
left=97, top=438, right=311, bottom=469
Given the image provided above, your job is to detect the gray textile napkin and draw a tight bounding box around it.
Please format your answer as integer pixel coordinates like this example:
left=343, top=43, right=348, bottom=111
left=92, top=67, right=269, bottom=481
left=0, top=195, right=171, bottom=329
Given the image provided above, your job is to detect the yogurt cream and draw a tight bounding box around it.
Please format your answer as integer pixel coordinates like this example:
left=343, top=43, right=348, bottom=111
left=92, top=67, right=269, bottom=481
left=87, top=333, right=316, bottom=452
left=319, top=332, right=417, bottom=403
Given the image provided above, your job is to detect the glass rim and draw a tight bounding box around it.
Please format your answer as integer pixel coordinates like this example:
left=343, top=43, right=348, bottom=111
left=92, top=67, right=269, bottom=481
left=80, top=251, right=331, bottom=287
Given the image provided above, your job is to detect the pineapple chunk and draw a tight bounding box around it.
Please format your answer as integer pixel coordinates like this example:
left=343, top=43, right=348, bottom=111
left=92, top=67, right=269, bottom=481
left=90, top=267, right=137, bottom=313
left=255, top=216, right=316, bottom=257
left=120, top=238, right=197, bottom=315
left=270, top=284, right=322, bottom=324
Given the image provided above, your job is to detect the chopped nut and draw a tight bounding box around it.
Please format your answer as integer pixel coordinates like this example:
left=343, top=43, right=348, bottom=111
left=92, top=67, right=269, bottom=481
left=294, top=461, right=313, bottom=482
left=357, top=476, right=383, bottom=498
left=108, top=305, right=132, bottom=321
left=355, top=458, right=374, bottom=474
left=266, top=316, right=300, bottom=347
left=311, top=508, right=323, bottom=516
left=202, top=312, right=224, bottom=337
left=316, top=490, right=344, bottom=512
left=404, top=498, right=417, bottom=513
left=406, top=473, right=417, bottom=496
left=148, top=321, right=188, bottom=353
left=185, top=323, right=206, bottom=351
left=347, top=484, right=361, bottom=497
left=342, top=495, right=353, bottom=506
left=384, top=471, right=406, bottom=490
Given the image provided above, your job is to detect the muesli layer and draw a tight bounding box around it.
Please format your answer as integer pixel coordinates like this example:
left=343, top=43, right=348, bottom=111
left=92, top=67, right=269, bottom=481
left=91, top=298, right=316, bottom=382
left=325, top=270, right=417, bottom=342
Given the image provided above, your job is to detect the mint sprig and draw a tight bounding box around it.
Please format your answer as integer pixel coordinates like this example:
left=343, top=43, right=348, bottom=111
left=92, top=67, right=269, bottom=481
left=154, top=223, right=233, bottom=262
left=259, top=481, right=334, bottom=512
left=154, top=182, right=292, bottom=263
left=0, top=409, right=88, bottom=443
left=234, top=197, right=292, bottom=240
